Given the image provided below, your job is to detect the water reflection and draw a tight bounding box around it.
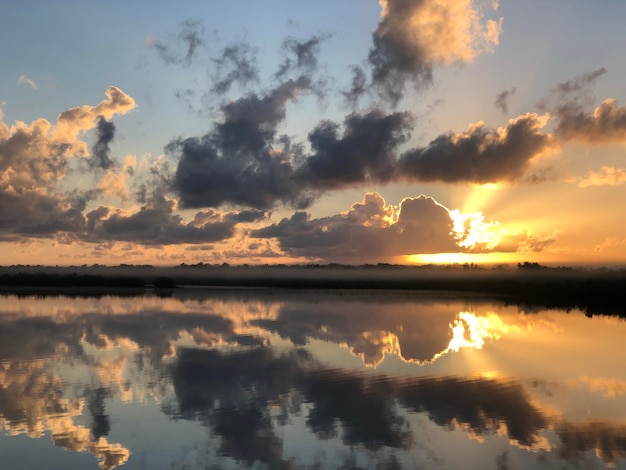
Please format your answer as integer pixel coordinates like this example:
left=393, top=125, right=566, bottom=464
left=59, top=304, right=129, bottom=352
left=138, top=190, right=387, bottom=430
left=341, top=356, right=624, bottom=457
left=0, top=291, right=625, bottom=468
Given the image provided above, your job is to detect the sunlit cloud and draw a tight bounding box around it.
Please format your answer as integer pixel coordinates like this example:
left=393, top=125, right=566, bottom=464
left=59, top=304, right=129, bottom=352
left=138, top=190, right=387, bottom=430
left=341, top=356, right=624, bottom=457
left=53, top=86, right=136, bottom=143
left=0, top=360, right=130, bottom=470
left=96, top=155, right=137, bottom=202
left=450, top=209, right=505, bottom=250
left=579, top=376, right=626, bottom=399
left=252, top=191, right=559, bottom=262
left=371, top=0, right=502, bottom=103
left=577, top=166, right=626, bottom=188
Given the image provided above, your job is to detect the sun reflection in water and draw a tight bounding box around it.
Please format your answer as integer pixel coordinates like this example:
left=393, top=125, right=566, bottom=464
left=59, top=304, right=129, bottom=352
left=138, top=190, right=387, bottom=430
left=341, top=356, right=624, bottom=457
left=447, top=312, right=512, bottom=352
left=344, top=311, right=521, bottom=367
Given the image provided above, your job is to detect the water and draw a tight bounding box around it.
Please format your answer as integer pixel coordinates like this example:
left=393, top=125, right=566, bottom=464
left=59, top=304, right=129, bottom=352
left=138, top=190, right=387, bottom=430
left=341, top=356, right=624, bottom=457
left=0, top=289, right=625, bottom=469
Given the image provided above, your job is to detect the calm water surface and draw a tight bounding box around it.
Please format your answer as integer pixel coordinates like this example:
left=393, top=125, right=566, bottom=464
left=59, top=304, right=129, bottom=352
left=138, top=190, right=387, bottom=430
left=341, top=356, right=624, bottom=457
left=0, top=290, right=625, bottom=469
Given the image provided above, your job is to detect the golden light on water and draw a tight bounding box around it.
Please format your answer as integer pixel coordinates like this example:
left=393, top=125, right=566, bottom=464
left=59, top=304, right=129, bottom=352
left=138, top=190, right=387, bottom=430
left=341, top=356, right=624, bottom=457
left=447, top=312, right=513, bottom=352
left=345, top=311, right=523, bottom=367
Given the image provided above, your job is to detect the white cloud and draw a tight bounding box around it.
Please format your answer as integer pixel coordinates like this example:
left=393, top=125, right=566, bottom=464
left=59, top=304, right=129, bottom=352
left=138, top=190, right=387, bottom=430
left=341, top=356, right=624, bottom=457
left=17, top=75, right=38, bottom=89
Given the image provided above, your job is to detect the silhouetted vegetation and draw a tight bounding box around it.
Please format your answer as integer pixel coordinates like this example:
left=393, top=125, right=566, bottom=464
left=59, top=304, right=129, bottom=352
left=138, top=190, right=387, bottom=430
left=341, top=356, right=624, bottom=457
left=153, top=276, right=176, bottom=289
left=0, top=272, right=145, bottom=288
left=0, top=264, right=625, bottom=317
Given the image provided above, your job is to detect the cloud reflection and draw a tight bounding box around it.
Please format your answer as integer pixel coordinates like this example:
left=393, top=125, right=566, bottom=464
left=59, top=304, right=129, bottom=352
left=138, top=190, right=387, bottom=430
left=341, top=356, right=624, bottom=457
left=0, top=360, right=129, bottom=469
left=0, top=292, right=625, bottom=468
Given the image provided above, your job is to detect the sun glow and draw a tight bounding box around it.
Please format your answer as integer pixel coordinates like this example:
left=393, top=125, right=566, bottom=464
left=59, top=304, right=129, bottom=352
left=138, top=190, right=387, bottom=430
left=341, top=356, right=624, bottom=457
left=450, top=209, right=506, bottom=250
left=462, top=182, right=505, bottom=214
left=405, top=252, right=522, bottom=265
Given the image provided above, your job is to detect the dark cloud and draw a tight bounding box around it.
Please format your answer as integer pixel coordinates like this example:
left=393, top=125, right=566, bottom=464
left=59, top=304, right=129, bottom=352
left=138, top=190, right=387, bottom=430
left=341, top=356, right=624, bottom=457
left=171, top=347, right=303, bottom=468
left=170, top=101, right=411, bottom=210
left=494, top=87, right=516, bottom=114
left=556, top=421, right=626, bottom=466
left=147, top=19, right=204, bottom=67
left=169, top=344, right=548, bottom=453
left=90, top=116, right=115, bottom=170
left=399, top=113, right=555, bottom=184
left=299, top=109, right=412, bottom=189
left=553, top=67, right=607, bottom=99
left=397, top=375, right=547, bottom=447
left=0, top=190, right=88, bottom=240
left=84, top=195, right=266, bottom=245
left=275, top=35, right=329, bottom=78
left=341, top=65, right=368, bottom=108
left=555, top=98, right=626, bottom=144
left=171, top=99, right=557, bottom=213
left=211, top=43, right=259, bottom=94
left=168, top=77, right=314, bottom=210
left=537, top=67, right=607, bottom=111
left=251, top=193, right=458, bottom=261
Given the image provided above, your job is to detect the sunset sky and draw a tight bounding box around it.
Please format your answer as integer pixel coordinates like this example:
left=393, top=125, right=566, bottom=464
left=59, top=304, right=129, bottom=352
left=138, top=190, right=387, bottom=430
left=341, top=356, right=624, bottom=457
left=1, top=1, right=626, bottom=266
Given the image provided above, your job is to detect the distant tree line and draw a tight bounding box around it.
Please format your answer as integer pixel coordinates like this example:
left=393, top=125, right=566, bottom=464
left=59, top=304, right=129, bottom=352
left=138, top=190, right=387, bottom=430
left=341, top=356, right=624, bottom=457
left=0, top=272, right=145, bottom=288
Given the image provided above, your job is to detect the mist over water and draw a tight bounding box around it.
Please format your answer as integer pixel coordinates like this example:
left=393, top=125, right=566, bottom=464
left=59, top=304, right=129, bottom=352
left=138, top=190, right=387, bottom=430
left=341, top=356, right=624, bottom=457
left=1, top=290, right=625, bottom=469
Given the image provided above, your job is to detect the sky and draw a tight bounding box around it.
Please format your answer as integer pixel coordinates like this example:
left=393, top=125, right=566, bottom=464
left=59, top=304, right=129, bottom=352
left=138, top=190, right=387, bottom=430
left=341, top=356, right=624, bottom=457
left=1, top=0, right=626, bottom=267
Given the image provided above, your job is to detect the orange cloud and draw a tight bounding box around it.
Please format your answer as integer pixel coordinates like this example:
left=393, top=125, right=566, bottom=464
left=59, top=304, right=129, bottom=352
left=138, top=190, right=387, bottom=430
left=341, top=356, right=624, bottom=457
left=578, top=166, right=626, bottom=187
left=53, top=86, right=136, bottom=144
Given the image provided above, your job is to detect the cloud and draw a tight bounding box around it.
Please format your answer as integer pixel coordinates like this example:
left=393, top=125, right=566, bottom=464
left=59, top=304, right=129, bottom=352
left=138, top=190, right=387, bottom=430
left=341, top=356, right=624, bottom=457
left=494, top=87, right=516, bottom=114
left=17, top=75, right=38, bottom=89
left=530, top=69, right=626, bottom=157
left=146, top=19, right=204, bottom=67
left=251, top=192, right=459, bottom=261
left=300, top=109, right=412, bottom=189
left=275, top=35, right=329, bottom=78
left=577, top=166, right=626, bottom=188
left=170, top=98, right=413, bottom=210
left=0, top=88, right=135, bottom=241
left=399, top=113, right=555, bottom=184
left=341, top=65, right=368, bottom=108
left=210, top=42, right=259, bottom=94
left=169, top=77, right=314, bottom=210
left=498, top=229, right=559, bottom=253
left=542, top=67, right=607, bottom=107
left=54, top=86, right=136, bottom=144
left=536, top=69, right=626, bottom=145
left=170, top=95, right=562, bottom=213
left=0, top=190, right=89, bottom=241
left=251, top=192, right=557, bottom=261
left=555, top=98, right=626, bottom=144
left=537, top=67, right=607, bottom=116
left=368, top=0, right=502, bottom=105
left=90, top=117, right=116, bottom=170
left=85, top=194, right=266, bottom=245
left=96, top=156, right=136, bottom=202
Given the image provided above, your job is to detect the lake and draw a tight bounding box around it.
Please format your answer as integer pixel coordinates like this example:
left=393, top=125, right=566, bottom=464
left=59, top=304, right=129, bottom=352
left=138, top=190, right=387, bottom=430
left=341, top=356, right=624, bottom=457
left=0, top=289, right=625, bottom=469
